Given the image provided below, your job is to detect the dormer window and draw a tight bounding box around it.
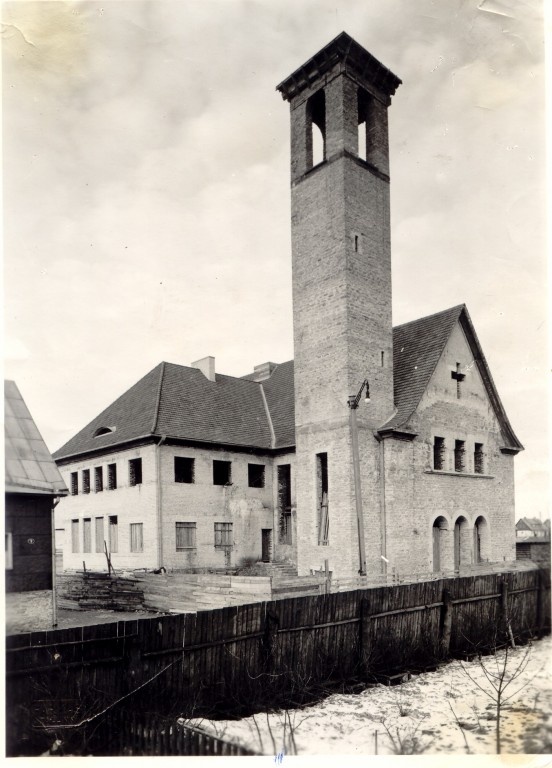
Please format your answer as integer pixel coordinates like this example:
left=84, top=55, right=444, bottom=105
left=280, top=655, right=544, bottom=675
left=94, top=426, right=115, bottom=438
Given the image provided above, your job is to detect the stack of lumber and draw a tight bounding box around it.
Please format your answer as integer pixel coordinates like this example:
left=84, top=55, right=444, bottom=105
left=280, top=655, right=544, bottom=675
left=57, top=572, right=145, bottom=611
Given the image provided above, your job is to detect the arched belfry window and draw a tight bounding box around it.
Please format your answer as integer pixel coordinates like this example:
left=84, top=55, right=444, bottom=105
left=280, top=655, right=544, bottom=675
left=307, top=89, right=326, bottom=169
left=357, top=87, right=370, bottom=162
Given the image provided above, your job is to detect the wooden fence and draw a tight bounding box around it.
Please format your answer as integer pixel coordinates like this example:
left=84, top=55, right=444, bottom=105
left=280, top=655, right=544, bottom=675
left=6, top=565, right=550, bottom=756
left=88, top=708, right=256, bottom=756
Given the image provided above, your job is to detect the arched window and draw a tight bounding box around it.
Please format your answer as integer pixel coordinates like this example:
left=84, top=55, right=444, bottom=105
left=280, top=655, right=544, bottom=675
left=454, top=516, right=470, bottom=570
left=93, top=426, right=115, bottom=438
left=473, top=516, right=489, bottom=563
left=357, top=87, right=372, bottom=162
left=307, top=89, right=326, bottom=170
left=432, top=516, right=448, bottom=572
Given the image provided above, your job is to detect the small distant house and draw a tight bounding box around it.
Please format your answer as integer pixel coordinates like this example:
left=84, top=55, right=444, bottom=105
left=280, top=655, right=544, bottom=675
left=5, top=381, right=68, bottom=633
left=515, top=517, right=548, bottom=540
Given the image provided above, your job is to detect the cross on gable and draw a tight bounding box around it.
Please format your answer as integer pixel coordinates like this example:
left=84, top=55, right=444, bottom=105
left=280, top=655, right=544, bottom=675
left=451, top=362, right=465, bottom=398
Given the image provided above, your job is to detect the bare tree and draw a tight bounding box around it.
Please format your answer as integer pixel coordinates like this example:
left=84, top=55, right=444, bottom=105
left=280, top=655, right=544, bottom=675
left=457, top=641, right=533, bottom=754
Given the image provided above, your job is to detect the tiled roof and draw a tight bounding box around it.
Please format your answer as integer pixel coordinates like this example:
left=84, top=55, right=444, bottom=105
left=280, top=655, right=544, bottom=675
left=53, top=363, right=274, bottom=460
left=516, top=517, right=547, bottom=533
left=5, top=380, right=68, bottom=495
left=382, top=305, right=465, bottom=432
left=262, top=360, right=295, bottom=449
left=53, top=305, right=522, bottom=460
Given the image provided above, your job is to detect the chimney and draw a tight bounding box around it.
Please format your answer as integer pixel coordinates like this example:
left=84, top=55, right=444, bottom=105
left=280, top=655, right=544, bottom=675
left=191, top=356, right=216, bottom=382
left=251, top=362, right=278, bottom=382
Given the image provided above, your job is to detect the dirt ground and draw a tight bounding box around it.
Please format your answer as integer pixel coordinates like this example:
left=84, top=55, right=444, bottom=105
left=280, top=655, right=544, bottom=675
left=54, top=606, right=163, bottom=628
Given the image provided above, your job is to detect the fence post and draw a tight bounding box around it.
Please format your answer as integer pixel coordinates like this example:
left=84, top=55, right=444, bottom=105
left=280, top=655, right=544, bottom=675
left=500, top=577, right=516, bottom=648
left=261, top=605, right=279, bottom=672
left=536, top=568, right=547, bottom=638
left=439, top=587, right=452, bottom=659
left=359, top=597, right=371, bottom=677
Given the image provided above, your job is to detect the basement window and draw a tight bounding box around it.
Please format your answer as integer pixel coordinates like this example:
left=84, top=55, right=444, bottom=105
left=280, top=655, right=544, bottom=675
left=433, top=437, right=446, bottom=471
left=213, top=460, right=231, bottom=486
left=95, top=466, right=103, bottom=493
left=248, top=463, right=265, bottom=488
left=107, top=463, right=117, bottom=490
left=175, top=457, right=195, bottom=484
left=130, top=523, right=143, bottom=553
left=176, top=522, right=196, bottom=550
left=214, top=522, right=233, bottom=548
left=474, top=443, right=485, bottom=474
left=454, top=440, right=466, bottom=473
left=71, top=472, right=78, bottom=496
left=129, top=458, right=142, bottom=486
left=316, top=452, right=329, bottom=546
left=82, top=469, right=91, bottom=495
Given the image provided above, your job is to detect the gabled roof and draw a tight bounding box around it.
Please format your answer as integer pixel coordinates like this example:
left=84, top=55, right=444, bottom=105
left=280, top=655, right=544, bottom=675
left=53, top=305, right=522, bottom=461
left=383, top=305, right=464, bottom=433
left=5, top=380, right=68, bottom=495
left=516, top=517, right=547, bottom=533
left=261, top=360, right=295, bottom=449
left=381, top=305, right=523, bottom=453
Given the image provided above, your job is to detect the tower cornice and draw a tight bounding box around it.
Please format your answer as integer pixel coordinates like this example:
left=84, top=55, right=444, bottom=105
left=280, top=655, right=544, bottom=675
left=276, top=31, right=402, bottom=103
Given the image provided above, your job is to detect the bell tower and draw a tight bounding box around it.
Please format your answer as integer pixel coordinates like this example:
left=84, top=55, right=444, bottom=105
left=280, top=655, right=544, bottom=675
left=277, top=33, right=401, bottom=577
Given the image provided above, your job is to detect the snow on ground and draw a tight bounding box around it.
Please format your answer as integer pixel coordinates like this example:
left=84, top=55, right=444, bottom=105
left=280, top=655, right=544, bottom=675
left=195, top=636, right=552, bottom=756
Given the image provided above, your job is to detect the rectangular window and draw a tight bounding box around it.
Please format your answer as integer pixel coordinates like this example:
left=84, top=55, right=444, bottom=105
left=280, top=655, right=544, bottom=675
left=213, top=460, right=231, bottom=486
left=454, top=440, right=466, bottom=472
left=214, top=522, right=233, bottom=548
left=130, top=523, right=144, bottom=553
left=108, top=515, right=118, bottom=553
left=95, top=466, right=103, bottom=493
left=5, top=532, right=13, bottom=570
left=474, top=443, right=484, bottom=474
left=82, top=469, right=90, bottom=495
left=83, top=518, right=92, bottom=553
left=108, top=463, right=117, bottom=490
left=433, top=437, right=446, bottom=471
left=316, top=453, right=329, bottom=546
left=129, top=458, right=142, bottom=486
left=174, top=457, right=194, bottom=484
left=278, top=464, right=292, bottom=545
left=71, top=472, right=78, bottom=496
left=176, top=522, right=196, bottom=550
left=95, top=517, right=104, bottom=553
left=248, top=463, right=265, bottom=488
left=71, top=520, right=79, bottom=553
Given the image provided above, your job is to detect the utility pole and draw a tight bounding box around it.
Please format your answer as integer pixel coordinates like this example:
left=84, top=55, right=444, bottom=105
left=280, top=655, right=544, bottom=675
left=348, top=380, right=370, bottom=576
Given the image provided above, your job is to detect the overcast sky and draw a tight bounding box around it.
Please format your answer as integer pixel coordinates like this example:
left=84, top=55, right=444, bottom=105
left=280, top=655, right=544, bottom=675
left=3, top=0, right=547, bottom=519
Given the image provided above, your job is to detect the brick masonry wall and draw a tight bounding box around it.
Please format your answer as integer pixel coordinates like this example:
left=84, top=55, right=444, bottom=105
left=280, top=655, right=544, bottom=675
left=5, top=590, right=53, bottom=635
left=56, top=444, right=158, bottom=570
left=159, top=445, right=274, bottom=569
left=289, top=70, right=395, bottom=578
left=55, top=444, right=295, bottom=572
left=381, top=323, right=518, bottom=575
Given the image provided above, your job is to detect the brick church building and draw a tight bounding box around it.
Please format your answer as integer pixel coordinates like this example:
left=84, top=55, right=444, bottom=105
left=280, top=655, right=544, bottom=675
left=53, top=33, right=523, bottom=579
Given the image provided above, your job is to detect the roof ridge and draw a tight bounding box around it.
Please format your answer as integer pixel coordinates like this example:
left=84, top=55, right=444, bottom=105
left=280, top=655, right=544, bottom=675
left=259, top=383, right=276, bottom=448
left=151, top=361, right=166, bottom=434
left=393, top=304, right=465, bottom=331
